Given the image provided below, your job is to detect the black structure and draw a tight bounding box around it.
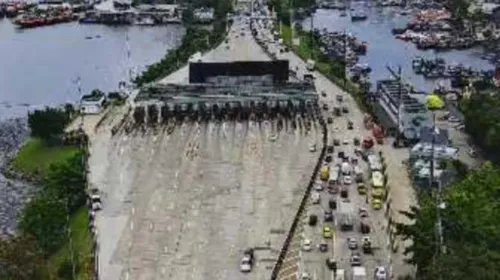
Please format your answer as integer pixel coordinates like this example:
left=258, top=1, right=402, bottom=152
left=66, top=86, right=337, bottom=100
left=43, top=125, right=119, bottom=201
left=189, top=60, right=290, bottom=84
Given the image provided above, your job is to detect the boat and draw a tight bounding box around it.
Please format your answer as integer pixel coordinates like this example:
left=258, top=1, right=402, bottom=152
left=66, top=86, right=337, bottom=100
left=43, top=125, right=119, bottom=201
left=351, top=12, right=367, bottom=21
left=134, top=16, right=155, bottom=26
left=340, top=11, right=347, bottom=17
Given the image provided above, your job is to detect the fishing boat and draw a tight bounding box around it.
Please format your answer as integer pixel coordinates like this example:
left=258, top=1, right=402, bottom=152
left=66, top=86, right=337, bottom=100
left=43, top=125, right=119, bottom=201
left=134, top=16, right=155, bottom=26
left=340, top=11, right=347, bottom=17
left=351, top=11, right=367, bottom=21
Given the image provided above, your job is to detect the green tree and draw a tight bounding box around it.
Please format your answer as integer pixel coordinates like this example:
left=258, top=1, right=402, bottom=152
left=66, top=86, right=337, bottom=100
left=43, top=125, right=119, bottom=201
left=19, top=194, right=68, bottom=255
left=44, top=151, right=87, bottom=213
left=0, top=235, right=48, bottom=280
left=28, top=107, right=70, bottom=144
left=396, top=162, right=500, bottom=279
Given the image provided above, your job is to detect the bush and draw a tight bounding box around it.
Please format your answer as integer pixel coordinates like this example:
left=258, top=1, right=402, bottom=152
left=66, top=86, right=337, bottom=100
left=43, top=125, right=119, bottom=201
left=28, top=107, right=70, bottom=144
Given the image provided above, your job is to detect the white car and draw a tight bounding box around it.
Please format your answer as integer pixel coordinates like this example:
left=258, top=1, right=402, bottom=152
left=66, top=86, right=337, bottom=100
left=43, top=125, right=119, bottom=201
left=309, top=143, right=317, bottom=152
left=302, top=239, right=313, bottom=251
left=343, top=176, right=352, bottom=185
left=374, top=266, right=387, bottom=280
left=300, top=272, right=312, bottom=280
left=343, top=139, right=349, bottom=145
left=311, top=192, right=320, bottom=204
left=268, top=134, right=278, bottom=142
left=314, top=183, right=324, bottom=191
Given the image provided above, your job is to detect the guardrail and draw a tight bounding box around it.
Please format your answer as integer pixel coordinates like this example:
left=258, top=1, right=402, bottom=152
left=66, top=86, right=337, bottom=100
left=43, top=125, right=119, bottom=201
left=270, top=104, right=328, bottom=279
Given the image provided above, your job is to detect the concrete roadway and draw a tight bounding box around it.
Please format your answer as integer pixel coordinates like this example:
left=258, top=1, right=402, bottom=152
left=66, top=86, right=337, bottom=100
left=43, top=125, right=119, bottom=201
left=253, top=18, right=393, bottom=279
left=89, top=7, right=325, bottom=280
left=159, top=16, right=271, bottom=85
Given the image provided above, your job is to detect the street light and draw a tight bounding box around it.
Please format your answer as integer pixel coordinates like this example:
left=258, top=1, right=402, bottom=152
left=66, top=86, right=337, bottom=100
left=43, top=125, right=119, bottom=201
left=425, top=93, right=445, bottom=267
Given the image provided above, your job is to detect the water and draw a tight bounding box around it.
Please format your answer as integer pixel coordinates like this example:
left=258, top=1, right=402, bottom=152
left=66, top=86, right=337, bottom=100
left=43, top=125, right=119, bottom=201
left=0, top=20, right=184, bottom=119
left=304, top=7, right=494, bottom=92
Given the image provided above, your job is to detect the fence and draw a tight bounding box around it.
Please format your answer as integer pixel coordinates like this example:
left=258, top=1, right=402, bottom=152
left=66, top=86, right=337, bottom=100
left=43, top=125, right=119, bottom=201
left=270, top=104, right=328, bottom=279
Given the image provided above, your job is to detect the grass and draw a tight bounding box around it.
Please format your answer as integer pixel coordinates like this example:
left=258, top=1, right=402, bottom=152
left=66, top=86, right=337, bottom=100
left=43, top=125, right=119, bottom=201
left=11, top=138, right=79, bottom=177
left=47, top=208, right=93, bottom=280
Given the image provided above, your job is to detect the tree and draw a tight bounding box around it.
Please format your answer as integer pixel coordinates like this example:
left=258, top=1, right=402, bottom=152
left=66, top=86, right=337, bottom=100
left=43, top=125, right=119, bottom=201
left=28, top=107, right=70, bottom=144
left=396, top=163, right=500, bottom=279
left=18, top=194, right=68, bottom=256
left=44, top=151, right=87, bottom=213
left=0, top=235, right=48, bottom=280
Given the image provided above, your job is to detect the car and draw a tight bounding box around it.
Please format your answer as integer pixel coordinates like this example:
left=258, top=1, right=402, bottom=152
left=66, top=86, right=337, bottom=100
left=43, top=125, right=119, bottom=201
left=300, top=272, right=312, bottom=280
left=239, top=249, right=254, bottom=272
left=268, top=134, right=277, bottom=141
left=353, top=137, right=360, bottom=146
left=323, top=104, right=329, bottom=111
left=323, top=225, right=333, bottom=238
left=314, top=183, right=324, bottom=191
left=343, top=139, right=349, bottom=145
left=343, top=176, right=352, bottom=185
left=340, top=187, right=349, bottom=198
left=371, top=198, right=382, bottom=210
left=321, top=90, right=327, bottom=97
left=326, top=258, right=337, bottom=270
left=328, top=199, right=337, bottom=210
left=360, top=222, right=371, bottom=234
left=333, top=139, right=341, bottom=146
left=89, top=191, right=102, bottom=211
left=359, top=207, right=368, bottom=218
left=362, top=236, right=372, bottom=254
left=302, top=238, right=313, bottom=251
left=309, top=143, right=317, bottom=152
left=375, top=266, right=387, bottom=280
left=347, top=121, right=353, bottom=130
left=468, top=147, right=477, bottom=157
left=327, top=117, right=333, bottom=124
left=311, top=192, right=320, bottom=204
left=350, top=253, right=362, bottom=266
left=318, top=242, right=328, bottom=252
left=338, top=151, right=345, bottom=159
left=325, top=155, right=332, bottom=163
left=309, top=214, right=318, bottom=226
left=342, top=106, right=349, bottom=113
left=324, top=209, right=333, bottom=221
left=336, top=94, right=343, bottom=102
left=347, top=237, right=358, bottom=250
left=327, top=145, right=334, bottom=153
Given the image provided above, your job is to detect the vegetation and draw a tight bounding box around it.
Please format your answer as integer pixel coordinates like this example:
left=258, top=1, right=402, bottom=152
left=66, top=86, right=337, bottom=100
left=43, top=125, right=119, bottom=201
left=396, top=162, right=500, bottom=280
left=134, top=0, right=232, bottom=86
left=267, top=0, right=315, bottom=24
left=28, top=107, right=71, bottom=144
left=11, top=138, right=78, bottom=177
left=460, top=91, right=500, bottom=162
left=2, top=134, right=91, bottom=279
left=279, top=24, right=371, bottom=111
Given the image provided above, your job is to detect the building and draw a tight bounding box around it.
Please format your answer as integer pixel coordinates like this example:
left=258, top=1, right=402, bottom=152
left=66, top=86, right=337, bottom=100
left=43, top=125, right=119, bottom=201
left=373, top=79, right=433, bottom=141
left=193, top=7, right=214, bottom=23
left=81, top=91, right=106, bottom=114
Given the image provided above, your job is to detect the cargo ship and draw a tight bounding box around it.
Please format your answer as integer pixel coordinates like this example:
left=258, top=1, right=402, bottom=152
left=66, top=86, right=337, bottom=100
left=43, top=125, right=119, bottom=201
left=14, top=11, right=75, bottom=28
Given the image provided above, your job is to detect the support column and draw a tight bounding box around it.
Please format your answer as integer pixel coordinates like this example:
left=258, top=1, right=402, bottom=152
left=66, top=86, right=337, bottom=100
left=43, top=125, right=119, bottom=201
left=157, top=103, right=162, bottom=124
left=144, top=105, right=148, bottom=124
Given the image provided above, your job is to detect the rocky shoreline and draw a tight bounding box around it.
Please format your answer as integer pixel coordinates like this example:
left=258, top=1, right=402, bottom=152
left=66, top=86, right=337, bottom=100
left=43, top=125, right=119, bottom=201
left=0, top=118, right=36, bottom=236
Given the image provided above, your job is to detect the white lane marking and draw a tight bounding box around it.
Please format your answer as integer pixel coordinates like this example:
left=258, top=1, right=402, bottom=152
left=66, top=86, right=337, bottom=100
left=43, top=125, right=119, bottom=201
left=131, top=207, right=135, bottom=215
left=130, top=221, right=134, bottom=230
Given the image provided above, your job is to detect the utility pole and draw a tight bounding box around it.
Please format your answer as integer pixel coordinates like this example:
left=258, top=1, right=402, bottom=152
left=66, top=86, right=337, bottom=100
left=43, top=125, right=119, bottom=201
left=343, top=29, right=347, bottom=88
left=310, top=12, right=314, bottom=60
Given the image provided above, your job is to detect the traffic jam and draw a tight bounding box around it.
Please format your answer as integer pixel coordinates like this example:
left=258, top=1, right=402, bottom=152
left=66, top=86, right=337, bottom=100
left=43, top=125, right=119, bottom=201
left=299, top=94, right=389, bottom=280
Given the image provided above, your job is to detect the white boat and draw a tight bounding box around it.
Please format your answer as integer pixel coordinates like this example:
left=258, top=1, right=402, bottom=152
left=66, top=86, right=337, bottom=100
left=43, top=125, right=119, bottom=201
left=134, top=16, right=155, bottom=26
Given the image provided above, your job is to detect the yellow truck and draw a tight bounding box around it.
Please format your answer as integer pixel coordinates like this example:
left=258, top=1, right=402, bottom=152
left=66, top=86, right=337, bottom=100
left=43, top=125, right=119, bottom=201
left=320, top=166, right=330, bottom=181
left=371, top=171, right=385, bottom=210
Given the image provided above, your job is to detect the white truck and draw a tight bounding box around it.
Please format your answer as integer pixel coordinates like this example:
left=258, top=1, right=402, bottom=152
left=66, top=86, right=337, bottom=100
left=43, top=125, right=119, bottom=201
left=338, top=201, right=354, bottom=231
left=352, top=266, right=367, bottom=280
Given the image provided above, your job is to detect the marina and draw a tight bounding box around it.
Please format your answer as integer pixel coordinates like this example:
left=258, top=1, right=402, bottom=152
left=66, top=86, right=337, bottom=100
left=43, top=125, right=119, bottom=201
left=305, top=6, right=494, bottom=92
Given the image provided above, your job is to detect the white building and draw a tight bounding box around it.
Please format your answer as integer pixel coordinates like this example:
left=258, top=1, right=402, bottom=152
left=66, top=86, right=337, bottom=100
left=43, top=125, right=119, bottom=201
left=81, top=92, right=106, bottom=114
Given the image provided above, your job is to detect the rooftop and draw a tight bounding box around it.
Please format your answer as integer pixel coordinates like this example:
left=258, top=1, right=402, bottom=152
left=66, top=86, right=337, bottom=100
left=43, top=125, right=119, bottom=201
left=82, top=90, right=105, bottom=102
